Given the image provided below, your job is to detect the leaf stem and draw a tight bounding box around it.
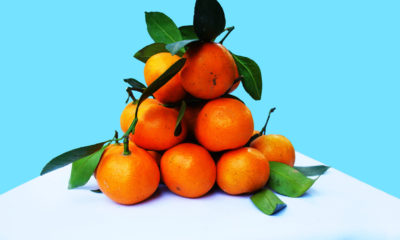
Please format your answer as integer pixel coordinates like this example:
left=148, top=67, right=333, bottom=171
left=260, top=107, right=276, bottom=135
left=219, top=26, right=235, bottom=44
left=125, top=88, right=137, bottom=104
left=114, top=131, right=119, bottom=144
left=123, top=135, right=130, bottom=156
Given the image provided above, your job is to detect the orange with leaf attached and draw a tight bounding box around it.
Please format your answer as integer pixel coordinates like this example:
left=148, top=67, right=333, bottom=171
left=95, top=143, right=160, bottom=205
left=180, top=42, right=239, bottom=99
left=129, top=98, right=187, bottom=151
left=144, top=52, right=186, bottom=103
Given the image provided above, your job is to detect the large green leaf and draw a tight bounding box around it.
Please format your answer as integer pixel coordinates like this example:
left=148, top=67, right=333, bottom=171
left=232, top=53, right=262, bottom=100
left=193, top=0, right=226, bottom=42
left=68, top=146, right=107, bottom=189
left=251, top=188, right=287, bottom=215
left=174, top=100, right=186, bottom=136
left=166, top=39, right=197, bottom=56
left=134, top=43, right=168, bottom=63
left=179, top=25, right=198, bottom=40
left=145, top=12, right=182, bottom=44
left=124, top=58, right=187, bottom=136
left=294, top=165, right=330, bottom=177
left=40, top=141, right=107, bottom=175
left=268, top=162, right=317, bottom=197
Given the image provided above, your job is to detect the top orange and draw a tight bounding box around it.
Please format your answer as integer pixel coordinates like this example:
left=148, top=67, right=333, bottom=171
left=144, top=52, right=186, bottom=103
left=180, top=42, right=239, bottom=99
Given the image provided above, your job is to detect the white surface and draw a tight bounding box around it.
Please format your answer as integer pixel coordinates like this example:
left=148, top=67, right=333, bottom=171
left=0, top=152, right=399, bottom=240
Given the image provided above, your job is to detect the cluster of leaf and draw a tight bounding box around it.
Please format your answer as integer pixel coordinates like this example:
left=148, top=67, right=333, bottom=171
left=251, top=162, right=329, bottom=215
left=134, top=0, right=262, bottom=100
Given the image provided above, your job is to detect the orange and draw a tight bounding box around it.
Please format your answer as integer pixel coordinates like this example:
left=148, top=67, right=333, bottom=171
left=250, top=134, right=296, bottom=167
left=95, top=143, right=160, bottom=205
left=217, top=147, right=270, bottom=195
left=161, top=143, right=216, bottom=198
left=195, top=97, right=254, bottom=152
left=147, top=150, right=162, bottom=166
left=130, top=98, right=187, bottom=151
left=180, top=42, right=239, bottom=99
left=144, top=52, right=186, bottom=103
left=120, top=101, right=137, bottom=133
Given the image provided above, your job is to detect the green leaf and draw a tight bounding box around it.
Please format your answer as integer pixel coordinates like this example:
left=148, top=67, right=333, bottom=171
left=232, top=53, right=262, bottom=100
left=133, top=43, right=168, bottom=63
left=145, top=12, right=182, bottom=44
left=268, top=162, right=317, bottom=197
left=68, top=146, right=107, bottom=189
left=41, top=141, right=107, bottom=175
left=124, top=78, right=146, bottom=90
left=294, top=165, right=330, bottom=177
left=251, top=189, right=287, bottom=215
left=174, top=100, right=186, bottom=136
left=128, top=58, right=187, bottom=135
left=179, top=25, right=198, bottom=40
left=194, top=0, right=226, bottom=42
left=166, top=39, right=198, bottom=56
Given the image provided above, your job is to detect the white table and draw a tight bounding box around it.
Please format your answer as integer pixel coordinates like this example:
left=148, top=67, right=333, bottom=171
left=1, top=152, right=399, bottom=240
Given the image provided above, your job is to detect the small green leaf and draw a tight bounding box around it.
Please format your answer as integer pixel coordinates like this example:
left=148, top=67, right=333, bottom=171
left=91, top=189, right=102, bottom=193
left=124, top=78, right=146, bottom=90
left=268, top=162, right=317, bottom=197
left=134, top=43, right=168, bottom=63
left=194, top=0, right=226, bottom=42
left=251, top=189, right=287, bottom=215
left=174, top=100, right=186, bottom=136
left=166, top=39, right=198, bottom=56
left=294, top=165, right=330, bottom=177
left=232, top=53, right=262, bottom=100
left=179, top=25, right=198, bottom=40
left=41, top=141, right=107, bottom=175
left=68, top=146, right=107, bottom=189
left=145, top=12, right=182, bottom=44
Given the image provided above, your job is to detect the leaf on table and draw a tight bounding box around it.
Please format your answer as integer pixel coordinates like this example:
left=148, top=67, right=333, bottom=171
left=179, top=25, right=198, bottom=40
left=294, top=165, right=330, bottom=177
left=68, top=146, right=107, bottom=189
left=166, top=39, right=198, bottom=56
left=194, top=0, right=226, bottom=42
left=251, top=188, right=287, bottom=215
left=40, top=141, right=107, bottom=175
left=268, top=162, right=317, bottom=197
left=145, top=12, right=182, bottom=44
left=174, top=100, right=186, bottom=136
left=133, top=43, right=168, bottom=63
left=232, top=53, right=262, bottom=100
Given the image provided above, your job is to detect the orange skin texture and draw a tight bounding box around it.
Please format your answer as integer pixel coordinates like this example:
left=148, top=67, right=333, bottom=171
left=161, top=143, right=216, bottom=198
left=130, top=98, right=187, bottom=151
left=217, top=147, right=270, bottom=195
left=180, top=42, right=239, bottom=99
left=195, top=98, right=254, bottom=152
left=182, top=103, right=204, bottom=137
left=120, top=102, right=137, bottom=133
left=144, top=52, right=186, bottom=103
left=250, top=134, right=296, bottom=167
left=96, top=144, right=160, bottom=205
left=147, top=150, right=162, bottom=166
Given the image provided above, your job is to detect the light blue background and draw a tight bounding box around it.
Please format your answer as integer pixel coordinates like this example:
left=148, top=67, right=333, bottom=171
left=1, top=0, right=399, bottom=197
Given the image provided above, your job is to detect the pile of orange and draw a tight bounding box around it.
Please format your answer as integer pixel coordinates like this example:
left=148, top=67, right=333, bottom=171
left=95, top=42, right=296, bottom=205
